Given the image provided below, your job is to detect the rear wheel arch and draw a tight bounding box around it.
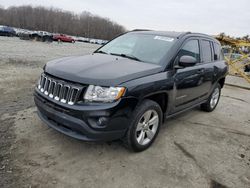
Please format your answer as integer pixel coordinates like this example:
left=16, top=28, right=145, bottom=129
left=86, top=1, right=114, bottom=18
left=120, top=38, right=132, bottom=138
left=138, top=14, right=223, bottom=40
left=218, top=77, right=225, bottom=88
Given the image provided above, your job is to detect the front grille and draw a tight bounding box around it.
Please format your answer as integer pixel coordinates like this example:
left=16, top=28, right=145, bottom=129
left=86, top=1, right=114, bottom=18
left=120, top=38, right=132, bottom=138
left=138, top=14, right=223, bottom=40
left=37, top=73, right=83, bottom=105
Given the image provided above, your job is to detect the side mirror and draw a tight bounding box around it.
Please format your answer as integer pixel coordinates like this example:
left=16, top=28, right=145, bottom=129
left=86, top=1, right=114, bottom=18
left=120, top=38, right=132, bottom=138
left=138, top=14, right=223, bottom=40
left=179, top=55, right=197, bottom=67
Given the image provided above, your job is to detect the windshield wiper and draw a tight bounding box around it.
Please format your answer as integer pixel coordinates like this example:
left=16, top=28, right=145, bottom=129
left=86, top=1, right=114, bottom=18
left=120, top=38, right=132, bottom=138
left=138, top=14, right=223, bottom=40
left=94, top=50, right=108, bottom=54
left=110, top=53, right=142, bottom=62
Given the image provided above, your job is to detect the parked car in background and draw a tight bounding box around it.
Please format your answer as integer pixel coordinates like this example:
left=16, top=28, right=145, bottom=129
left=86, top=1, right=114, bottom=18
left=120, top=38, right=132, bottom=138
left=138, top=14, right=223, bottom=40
left=89, top=38, right=109, bottom=45
left=96, top=39, right=109, bottom=45
left=15, top=28, right=31, bottom=36
left=18, top=30, right=53, bottom=42
left=224, top=53, right=242, bottom=60
left=75, top=37, right=90, bottom=43
left=0, top=25, right=16, bottom=37
left=31, top=31, right=53, bottom=42
left=18, top=30, right=34, bottom=40
left=53, top=34, right=75, bottom=43
left=101, top=40, right=109, bottom=45
left=89, top=38, right=97, bottom=44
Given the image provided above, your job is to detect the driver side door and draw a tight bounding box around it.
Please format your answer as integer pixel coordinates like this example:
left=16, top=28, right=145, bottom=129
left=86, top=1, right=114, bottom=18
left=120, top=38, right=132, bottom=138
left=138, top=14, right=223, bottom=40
left=172, top=38, right=207, bottom=113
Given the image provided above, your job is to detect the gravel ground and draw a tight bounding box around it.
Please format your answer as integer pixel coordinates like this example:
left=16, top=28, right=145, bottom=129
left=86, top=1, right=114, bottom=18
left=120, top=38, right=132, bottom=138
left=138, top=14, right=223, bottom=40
left=0, top=36, right=250, bottom=188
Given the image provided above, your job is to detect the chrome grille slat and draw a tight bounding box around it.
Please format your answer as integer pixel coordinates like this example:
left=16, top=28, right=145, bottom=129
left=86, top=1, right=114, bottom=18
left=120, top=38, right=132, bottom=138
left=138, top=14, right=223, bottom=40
left=55, top=83, right=62, bottom=101
left=44, top=79, right=51, bottom=95
left=60, top=85, right=70, bottom=103
left=74, top=88, right=81, bottom=103
left=49, top=81, right=56, bottom=98
left=40, top=76, right=47, bottom=93
left=68, top=88, right=80, bottom=105
left=65, top=86, right=71, bottom=102
left=37, top=74, right=83, bottom=105
left=38, top=74, right=44, bottom=89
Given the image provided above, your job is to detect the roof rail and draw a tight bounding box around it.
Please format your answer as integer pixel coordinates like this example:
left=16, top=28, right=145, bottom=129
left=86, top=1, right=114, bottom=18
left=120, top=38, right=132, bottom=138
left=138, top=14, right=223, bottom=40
left=177, top=32, right=191, bottom=39
left=131, top=29, right=153, bottom=32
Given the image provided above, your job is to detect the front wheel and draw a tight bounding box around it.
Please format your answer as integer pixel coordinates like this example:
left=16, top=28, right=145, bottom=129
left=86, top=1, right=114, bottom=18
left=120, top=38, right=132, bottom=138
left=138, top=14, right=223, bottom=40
left=123, top=100, right=162, bottom=152
left=200, top=83, right=221, bottom=112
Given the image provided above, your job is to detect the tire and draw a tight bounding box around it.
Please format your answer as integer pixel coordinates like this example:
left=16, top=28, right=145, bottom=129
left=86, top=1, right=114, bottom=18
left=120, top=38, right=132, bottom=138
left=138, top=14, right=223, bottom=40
left=200, top=83, right=221, bottom=112
left=123, top=99, right=163, bottom=152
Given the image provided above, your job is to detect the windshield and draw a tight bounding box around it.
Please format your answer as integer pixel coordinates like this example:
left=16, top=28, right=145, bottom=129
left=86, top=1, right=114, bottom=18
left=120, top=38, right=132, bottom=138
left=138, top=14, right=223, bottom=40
left=96, top=33, right=176, bottom=64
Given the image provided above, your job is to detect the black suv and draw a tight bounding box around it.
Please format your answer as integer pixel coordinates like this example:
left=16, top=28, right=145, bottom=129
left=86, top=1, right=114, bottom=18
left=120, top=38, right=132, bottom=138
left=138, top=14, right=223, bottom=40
left=34, top=31, right=228, bottom=152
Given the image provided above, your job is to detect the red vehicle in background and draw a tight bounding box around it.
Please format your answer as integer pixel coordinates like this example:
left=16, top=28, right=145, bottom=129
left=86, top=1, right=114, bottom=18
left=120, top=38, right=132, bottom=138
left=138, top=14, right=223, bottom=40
left=53, top=34, right=75, bottom=43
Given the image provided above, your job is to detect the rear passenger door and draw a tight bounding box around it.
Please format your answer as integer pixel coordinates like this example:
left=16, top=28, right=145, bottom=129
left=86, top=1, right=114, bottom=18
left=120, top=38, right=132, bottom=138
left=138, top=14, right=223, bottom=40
left=198, top=39, right=216, bottom=99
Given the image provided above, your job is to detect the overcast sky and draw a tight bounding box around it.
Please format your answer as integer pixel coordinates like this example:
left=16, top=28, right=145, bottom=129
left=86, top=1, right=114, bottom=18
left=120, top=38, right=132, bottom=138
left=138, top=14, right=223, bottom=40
left=0, top=0, right=249, bottom=37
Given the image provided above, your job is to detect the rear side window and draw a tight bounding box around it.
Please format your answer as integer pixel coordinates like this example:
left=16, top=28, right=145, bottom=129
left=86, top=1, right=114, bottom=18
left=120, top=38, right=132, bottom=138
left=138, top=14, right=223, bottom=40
left=213, top=43, right=221, bottom=60
left=220, top=50, right=224, bottom=60
left=201, top=40, right=212, bottom=63
left=178, top=40, right=200, bottom=62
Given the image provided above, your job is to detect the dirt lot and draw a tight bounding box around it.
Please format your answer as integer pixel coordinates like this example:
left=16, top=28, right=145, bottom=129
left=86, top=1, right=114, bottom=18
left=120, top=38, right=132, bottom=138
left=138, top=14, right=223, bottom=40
left=0, top=36, right=250, bottom=188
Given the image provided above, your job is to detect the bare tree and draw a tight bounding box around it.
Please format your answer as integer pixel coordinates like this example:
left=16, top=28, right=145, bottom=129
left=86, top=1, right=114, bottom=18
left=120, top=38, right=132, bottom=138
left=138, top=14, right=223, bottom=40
left=0, top=5, right=126, bottom=40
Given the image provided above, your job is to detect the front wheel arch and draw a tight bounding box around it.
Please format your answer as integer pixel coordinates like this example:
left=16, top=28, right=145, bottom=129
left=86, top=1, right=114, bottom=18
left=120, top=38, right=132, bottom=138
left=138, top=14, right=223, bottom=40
left=141, top=92, right=169, bottom=115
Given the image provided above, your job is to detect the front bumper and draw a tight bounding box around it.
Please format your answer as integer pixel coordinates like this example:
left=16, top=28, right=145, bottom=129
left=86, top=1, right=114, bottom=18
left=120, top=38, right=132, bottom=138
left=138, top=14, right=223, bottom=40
left=34, top=90, right=135, bottom=141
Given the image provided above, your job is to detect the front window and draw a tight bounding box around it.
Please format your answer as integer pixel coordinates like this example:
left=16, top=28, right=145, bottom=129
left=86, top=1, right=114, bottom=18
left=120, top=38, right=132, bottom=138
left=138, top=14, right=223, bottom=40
left=178, top=39, right=200, bottom=62
left=96, top=33, right=176, bottom=64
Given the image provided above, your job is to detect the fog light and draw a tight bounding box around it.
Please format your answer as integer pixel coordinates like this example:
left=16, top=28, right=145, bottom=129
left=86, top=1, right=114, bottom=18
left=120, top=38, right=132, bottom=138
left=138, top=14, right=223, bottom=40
left=97, top=117, right=108, bottom=126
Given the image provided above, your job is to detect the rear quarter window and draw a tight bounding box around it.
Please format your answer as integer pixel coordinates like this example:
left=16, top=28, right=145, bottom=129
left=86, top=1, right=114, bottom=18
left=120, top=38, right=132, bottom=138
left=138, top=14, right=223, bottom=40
left=213, top=43, right=222, bottom=60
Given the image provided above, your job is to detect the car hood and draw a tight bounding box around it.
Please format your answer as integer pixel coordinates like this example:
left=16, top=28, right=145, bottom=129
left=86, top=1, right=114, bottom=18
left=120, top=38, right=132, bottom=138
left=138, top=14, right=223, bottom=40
left=45, top=54, right=162, bottom=86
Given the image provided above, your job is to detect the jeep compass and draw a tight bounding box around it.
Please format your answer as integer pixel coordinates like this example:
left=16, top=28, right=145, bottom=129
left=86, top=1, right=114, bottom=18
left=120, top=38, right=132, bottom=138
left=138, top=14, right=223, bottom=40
left=34, top=30, right=228, bottom=152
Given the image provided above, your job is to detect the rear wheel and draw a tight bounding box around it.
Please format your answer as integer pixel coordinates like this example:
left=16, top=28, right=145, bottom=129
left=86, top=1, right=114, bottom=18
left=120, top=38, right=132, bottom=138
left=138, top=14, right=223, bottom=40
left=201, top=83, right=221, bottom=112
left=123, top=100, right=162, bottom=152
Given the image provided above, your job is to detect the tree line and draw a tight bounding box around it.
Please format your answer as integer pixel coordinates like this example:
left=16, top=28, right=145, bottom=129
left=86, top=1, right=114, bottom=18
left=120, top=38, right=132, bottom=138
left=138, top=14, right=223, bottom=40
left=218, top=32, right=250, bottom=42
left=0, top=5, right=126, bottom=40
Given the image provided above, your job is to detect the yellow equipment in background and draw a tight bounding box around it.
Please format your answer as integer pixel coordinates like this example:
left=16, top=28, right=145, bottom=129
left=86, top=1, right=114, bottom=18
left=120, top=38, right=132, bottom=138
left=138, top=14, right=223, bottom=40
left=215, top=35, right=250, bottom=83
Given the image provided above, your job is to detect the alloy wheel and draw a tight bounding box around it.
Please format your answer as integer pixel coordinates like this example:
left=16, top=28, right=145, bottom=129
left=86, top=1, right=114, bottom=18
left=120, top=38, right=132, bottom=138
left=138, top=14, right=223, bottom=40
left=210, top=87, right=220, bottom=109
left=135, top=110, right=159, bottom=146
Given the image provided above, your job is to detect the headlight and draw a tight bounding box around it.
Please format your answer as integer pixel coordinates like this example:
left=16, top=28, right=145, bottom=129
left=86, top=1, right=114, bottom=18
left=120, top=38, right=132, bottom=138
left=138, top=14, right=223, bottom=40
left=84, top=85, right=126, bottom=102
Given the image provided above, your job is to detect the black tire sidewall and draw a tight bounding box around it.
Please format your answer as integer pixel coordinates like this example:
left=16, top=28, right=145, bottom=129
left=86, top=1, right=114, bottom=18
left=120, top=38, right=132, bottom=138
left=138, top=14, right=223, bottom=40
left=127, top=100, right=163, bottom=152
left=206, top=83, right=221, bottom=111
